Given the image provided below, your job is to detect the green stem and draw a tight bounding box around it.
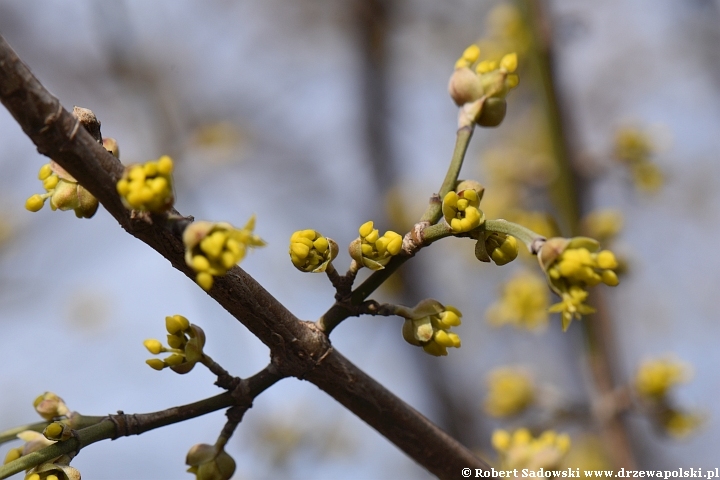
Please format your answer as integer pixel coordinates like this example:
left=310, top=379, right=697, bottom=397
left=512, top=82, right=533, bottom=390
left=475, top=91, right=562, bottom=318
left=0, top=366, right=283, bottom=480
left=420, top=126, right=474, bottom=223
left=485, top=219, right=545, bottom=252
left=0, top=415, right=107, bottom=446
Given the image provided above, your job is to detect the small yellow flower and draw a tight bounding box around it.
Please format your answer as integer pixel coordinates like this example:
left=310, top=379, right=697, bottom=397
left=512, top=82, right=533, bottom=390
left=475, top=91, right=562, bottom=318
left=348, top=221, right=402, bottom=270
left=186, top=442, right=236, bottom=480
left=635, top=357, right=690, bottom=399
left=538, top=237, right=619, bottom=331
left=492, top=428, right=571, bottom=470
left=33, top=392, right=70, bottom=421
left=483, top=367, right=534, bottom=418
left=399, top=299, right=462, bottom=356
left=442, top=190, right=484, bottom=233
left=116, top=156, right=175, bottom=213
left=613, top=126, right=664, bottom=193
left=289, top=230, right=338, bottom=273
left=24, top=454, right=81, bottom=480
left=183, top=218, right=266, bottom=290
left=660, top=408, right=702, bottom=438
left=484, top=232, right=518, bottom=265
left=581, top=209, right=624, bottom=244
left=487, top=272, right=549, bottom=330
left=25, top=162, right=98, bottom=218
left=144, top=315, right=206, bottom=374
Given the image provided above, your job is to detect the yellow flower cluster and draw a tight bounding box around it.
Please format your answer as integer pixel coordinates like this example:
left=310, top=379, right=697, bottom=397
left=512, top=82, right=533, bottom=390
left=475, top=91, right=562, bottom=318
left=183, top=218, right=266, bottom=291
left=487, top=272, right=549, bottom=330
left=116, top=155, right=174, bottom=213
left=144, top=315, right=206, bottom=374
left=614, top=126, right=664, bottom=193
left=289, top=230, right=338, bottom=273
left=492, top=428, right=571, bottom=470
left=483, top=367, right=535, bottom=418
left=400, top=300, right=462, bottom=356
left=25, top=162, right=98, bottom=218
left=448, top=44, right=520, bottom=127
left=539, top=237, right=619, bottom=331
left=635, top=357, right=690, bottom=399
left=349, top=221, right=402, bottom=270
left=443, top=190, right=483, bottom=233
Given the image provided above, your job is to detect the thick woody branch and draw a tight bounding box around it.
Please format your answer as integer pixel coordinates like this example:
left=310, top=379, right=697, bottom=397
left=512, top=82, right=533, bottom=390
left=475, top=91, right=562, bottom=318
left=0, top=34, right=488, bottom=478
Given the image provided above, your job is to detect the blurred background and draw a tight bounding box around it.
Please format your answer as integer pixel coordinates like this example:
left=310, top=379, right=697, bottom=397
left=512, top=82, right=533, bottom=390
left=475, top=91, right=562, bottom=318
left=1, top=0, right=720, bottom=478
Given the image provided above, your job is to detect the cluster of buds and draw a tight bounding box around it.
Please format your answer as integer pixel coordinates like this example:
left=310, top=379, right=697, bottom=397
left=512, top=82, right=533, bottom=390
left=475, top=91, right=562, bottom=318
left=442, top=189, right=484, bottom=233
left=348, top=221, right=402, bottom=270
left=25, top=161, right=99, bottom=218
left=492, top=428, right=571, bottom=470
left=483, top=367, right=535, bottom=418
left=186, top=441, right=236, bottom=480
left=486, top=272, right=549, bottom=331
left=3, top=392, right=81, bottom=479
left=289, top=230, right=338, bottom=273
left=398, top=299, right=462, bottom=356
left=478, top=232, right=518, bottom=266
left=538, top=237, right=619, bottom=331
left=634, top=356, right=701, bottom=438
left=183, top=218, right=266, bottom=291
left=448, top=44, right=519, bottom=128
left=116, top=155, right=175, bottom=213
left=144, top=315, right=206, bottom=374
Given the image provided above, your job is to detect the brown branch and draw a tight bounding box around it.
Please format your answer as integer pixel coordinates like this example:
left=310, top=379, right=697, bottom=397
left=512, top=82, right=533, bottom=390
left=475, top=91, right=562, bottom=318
left=0, top=34, right=489, bottom=478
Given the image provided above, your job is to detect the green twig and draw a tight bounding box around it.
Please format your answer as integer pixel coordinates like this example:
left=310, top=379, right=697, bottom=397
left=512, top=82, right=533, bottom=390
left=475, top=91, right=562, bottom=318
left=0, top=366, right=282, bottom=479
left=420, top=126, right=474, bottom=223
left=485, top=219, right=545, bottom=253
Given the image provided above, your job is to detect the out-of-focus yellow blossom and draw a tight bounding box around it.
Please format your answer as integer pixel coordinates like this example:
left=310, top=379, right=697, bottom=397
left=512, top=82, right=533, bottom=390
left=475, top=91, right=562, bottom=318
left=25, top=161, right=98, bottom=218
left=560, top=435, right=612, bottom=474
left=492, top=428, right=571, bottom=471
left=33, top=392, right=69, bottom=421
left=3, top=431, right=55, bottom=465
left=660, top=408, right=703, bottom=439
left=186, top=441, right=236, bottom=480
left=116, top=156, right=174, bottom=213
left=448, top=45, right=520, bottom=128
left=183, top=217, right=266, bottom=291
left=482, top=146, right=557, bottom=189
left=538, top=237, right=619, bottom=331
left=144, top=315, right=206, bottom=374
left=635, top=357, right=691, bottom=399
left=443, top=190, right=484, bottom=233
left=348, top=221, right=402, bottom=271
left=289, top=230, right=338, bottom=273
left=484, top=367, right=534, bottom=417
left=487, top=272, right=549, bottom=331
left=581, top=209, right=624, bottom=244
left=614, top=126, right=664, bottom=193
left=399, top=299, right=462, bottom=357
left=481, top=4, right=531, bottom=57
